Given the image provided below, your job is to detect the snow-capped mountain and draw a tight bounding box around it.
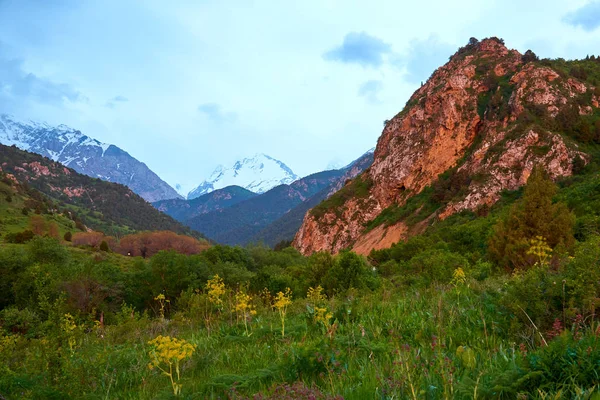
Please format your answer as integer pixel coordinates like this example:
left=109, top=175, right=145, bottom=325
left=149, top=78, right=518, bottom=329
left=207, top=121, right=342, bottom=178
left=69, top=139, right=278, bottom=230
left=0, top=114, right=181, bottom=202
left=187, top=153, right=298, bottom=199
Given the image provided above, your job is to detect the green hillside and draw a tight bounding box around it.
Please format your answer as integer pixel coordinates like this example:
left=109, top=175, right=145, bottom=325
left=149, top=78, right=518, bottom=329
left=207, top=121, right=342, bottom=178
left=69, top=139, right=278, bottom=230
left=0, top=144, right=205, bottom=238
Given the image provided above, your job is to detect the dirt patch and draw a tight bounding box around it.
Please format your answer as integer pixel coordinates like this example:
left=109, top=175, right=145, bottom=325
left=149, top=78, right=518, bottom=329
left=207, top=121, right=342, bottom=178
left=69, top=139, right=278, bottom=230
left=352, top=222, right=407, bottom=255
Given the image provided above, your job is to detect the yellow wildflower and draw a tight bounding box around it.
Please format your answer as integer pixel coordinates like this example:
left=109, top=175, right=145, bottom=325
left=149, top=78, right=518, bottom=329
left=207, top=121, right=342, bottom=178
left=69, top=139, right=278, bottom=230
left=148, top=335, right=196, bottom=396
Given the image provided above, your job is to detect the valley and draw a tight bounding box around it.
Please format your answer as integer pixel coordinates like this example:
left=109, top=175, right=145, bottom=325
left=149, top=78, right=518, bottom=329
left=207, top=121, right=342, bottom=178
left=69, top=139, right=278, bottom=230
left=1, top=33, right=600, bottom=399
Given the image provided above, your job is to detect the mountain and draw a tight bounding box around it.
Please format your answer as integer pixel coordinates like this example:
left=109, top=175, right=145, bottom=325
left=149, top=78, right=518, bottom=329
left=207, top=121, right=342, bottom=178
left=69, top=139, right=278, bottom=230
left=187, top=153, right=298, bottom=199
left=183, top=150, right=374, bottom=245
left=153, top=185, right=257, bottom=221
left=249, top=150, right=375, bottom=246
left=0, top=114, right=181, bottom=202
left=185, top=170, right=345, bottom=245
left=0, top=143, right=204, bottom=238
left=294, top=37, right=599, bottom=255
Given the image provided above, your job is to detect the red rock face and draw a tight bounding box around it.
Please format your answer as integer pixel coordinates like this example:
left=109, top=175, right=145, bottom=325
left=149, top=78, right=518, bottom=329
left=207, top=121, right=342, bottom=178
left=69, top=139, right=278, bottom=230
left=294, top=38, right=594, bottom=255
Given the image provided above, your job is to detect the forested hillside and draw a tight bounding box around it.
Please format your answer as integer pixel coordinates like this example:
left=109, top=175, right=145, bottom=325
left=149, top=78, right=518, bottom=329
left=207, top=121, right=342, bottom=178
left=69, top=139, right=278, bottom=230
left=0, top=144, right=205, bottom=238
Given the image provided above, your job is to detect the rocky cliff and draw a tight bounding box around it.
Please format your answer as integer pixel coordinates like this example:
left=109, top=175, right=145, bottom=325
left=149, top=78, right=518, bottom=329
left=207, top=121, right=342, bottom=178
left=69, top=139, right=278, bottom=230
left=294, top=38, right=597, bottom=255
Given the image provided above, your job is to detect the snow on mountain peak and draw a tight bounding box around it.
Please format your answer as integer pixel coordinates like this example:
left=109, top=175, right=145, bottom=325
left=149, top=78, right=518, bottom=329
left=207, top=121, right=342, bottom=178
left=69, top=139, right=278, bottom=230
left=0, top=114, right=109, bottom=158
left=0, top=114, right=182, bottom=202
left=187, top=153, right=298, bottom=199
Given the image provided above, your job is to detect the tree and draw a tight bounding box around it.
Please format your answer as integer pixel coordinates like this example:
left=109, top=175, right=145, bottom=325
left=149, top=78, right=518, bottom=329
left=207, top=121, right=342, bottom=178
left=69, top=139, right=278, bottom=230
left=521, top=50, right=539, bottom=64
left=99, top=240, right=110, bottom=252
left=47, top=222, right=60, bottom=239
left=29, top=215, right=46, bottom=236
left=64, top=231, right=72, bottom=242
left=488, top=166, right=575, bottom=270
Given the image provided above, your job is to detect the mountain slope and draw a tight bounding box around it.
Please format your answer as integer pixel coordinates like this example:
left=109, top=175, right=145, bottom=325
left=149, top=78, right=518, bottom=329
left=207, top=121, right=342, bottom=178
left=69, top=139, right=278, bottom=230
left=249, top=150, right=375, bottom=246
left=0, top=144, right=204, bottom=238
left=0, top=115, right=181, bottom=202
left=294, top=37, right=599, bottom=255
left=187, top=153, right=298, bottom=199
left=153, top=185, right=257, bottom=221
left=185, top=169, right=345, bottom=245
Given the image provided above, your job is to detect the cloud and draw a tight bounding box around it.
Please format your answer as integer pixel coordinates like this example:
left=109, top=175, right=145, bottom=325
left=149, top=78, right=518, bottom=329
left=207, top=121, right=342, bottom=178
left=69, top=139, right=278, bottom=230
left=394, top=35, right=456, bottom=84
left=0, top=44, right=85, bottom=106
left=323, top=32, right=392, bottom=67
left=198, top=102, right=237, bottom=123
left=105, top=95, right=129, bottom=108
left=358, top=80, right=383, bottom=104
left=563, top=1, right=600, bottom=31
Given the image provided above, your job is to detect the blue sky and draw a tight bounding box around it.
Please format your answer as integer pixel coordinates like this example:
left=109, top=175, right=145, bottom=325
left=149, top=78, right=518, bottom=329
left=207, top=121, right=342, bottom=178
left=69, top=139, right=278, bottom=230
left=1, top=0, right=600, bottom=191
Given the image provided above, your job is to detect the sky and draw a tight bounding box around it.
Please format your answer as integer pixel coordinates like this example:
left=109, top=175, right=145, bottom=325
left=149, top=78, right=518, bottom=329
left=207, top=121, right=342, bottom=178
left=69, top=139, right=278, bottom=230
left=1, top=0, right=600, bottom=192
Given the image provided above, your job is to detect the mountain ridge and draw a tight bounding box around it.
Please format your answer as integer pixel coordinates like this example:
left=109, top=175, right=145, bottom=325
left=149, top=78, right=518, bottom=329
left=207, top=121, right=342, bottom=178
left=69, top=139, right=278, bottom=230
left=294, top=37, right=599, bottom=255
left=0, top=114, right=182, bottom=202
left=187, top=153, right=298, bottom=199
left=182, top=149, right=374, bottom=245
left=0, top=143, right=204, bottom=238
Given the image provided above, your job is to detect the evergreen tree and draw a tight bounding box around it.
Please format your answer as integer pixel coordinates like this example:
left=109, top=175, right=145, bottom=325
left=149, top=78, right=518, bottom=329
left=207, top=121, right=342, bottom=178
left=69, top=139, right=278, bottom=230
left=99, top=240, right=110, bottom=252
left=488, top=166, right=575, bottom=270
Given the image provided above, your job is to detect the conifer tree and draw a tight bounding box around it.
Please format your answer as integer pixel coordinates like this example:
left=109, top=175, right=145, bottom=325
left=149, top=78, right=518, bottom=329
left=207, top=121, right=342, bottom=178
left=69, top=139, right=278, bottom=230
left=488, top=166, right=575, bottom=270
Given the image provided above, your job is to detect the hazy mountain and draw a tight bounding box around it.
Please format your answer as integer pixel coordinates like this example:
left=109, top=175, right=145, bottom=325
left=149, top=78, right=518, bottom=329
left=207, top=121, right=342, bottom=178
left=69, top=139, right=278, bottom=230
left=153, top=185, right=257, bottom=221
left=184, top=149, right=374, bottom=245
left=0, top=114, right=181, bottom=202
left=187, top=153, right=298, bottom=199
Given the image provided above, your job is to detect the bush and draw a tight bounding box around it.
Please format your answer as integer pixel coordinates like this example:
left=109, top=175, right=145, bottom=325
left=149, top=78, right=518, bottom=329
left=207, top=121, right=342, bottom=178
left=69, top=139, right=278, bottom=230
left=27, top=237, right=69, bottom=265
left=405, top=249, right=470, bottom=285
left=4, top=230, right=35, bottom=244
left=322, top=251, right=378, bottom=295
left=99, top=240, right=109, bottom=252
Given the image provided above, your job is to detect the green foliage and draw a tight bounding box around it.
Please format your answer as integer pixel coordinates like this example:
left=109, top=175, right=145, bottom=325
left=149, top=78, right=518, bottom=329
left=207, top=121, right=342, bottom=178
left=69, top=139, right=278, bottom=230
left=27, top=237, right=69, bottom=265
left=322, top=251, right=378, bottom=295
left=311, top=174, right=373, bottom=219
left=477, top=73, right=514, bottom=120
left=99, top=240, right=109, bottom=252
left=488, top=167, right=575, bottom=270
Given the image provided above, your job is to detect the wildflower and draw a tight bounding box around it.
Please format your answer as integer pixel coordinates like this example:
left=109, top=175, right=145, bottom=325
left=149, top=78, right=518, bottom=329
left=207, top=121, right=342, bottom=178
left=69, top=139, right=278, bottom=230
left=61, top=313, right=78, bottom=355
left=234, top=289, right=256, bottom=336
left=307, top=286, right=326, bottom=306
left=527, top=236, right=552, bottom=266
left=314, top=306, right=333, bottom=326
left=154, top=293, right=170, bottom=320
left=148, top=335, right=196, bottom=396
left=205, top=275, right=226, bottom=308
left=451, top=268, right=467, bottom=287
left=274, top=288, right=292, bottom=337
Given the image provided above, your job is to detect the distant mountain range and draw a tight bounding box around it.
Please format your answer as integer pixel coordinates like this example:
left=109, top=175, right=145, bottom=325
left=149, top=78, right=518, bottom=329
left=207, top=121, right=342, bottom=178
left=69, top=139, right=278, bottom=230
left=187, top=153, right=298, bottom=199
left=154, top=149, right=374, bottom=246
left=0, top=114, right=181, bottom=203
left=154, top=185, right=257, bottom=221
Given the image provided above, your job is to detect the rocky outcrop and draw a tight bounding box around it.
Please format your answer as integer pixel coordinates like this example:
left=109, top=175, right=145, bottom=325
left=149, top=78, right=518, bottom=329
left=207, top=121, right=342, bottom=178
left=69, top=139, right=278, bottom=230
left=294, top=38, right=595, bottom=255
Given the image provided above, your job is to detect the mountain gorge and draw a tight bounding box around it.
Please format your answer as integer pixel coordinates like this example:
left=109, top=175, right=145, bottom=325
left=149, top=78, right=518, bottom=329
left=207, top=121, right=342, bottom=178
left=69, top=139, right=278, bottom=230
left=294, top=38, right=600, bottom=255
left=0, top=115, right=181, bottom=202
left=157, top=150, right=373, bottom=245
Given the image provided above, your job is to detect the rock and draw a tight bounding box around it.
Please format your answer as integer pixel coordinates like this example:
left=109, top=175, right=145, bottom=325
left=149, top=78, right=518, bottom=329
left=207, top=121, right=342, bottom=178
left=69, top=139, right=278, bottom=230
left=294, top=38, right=595, bottom=255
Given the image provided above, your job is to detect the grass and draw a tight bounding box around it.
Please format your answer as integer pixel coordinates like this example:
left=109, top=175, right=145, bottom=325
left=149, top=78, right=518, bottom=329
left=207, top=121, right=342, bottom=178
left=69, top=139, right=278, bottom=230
left=1, top=273, right=599, bottom=399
